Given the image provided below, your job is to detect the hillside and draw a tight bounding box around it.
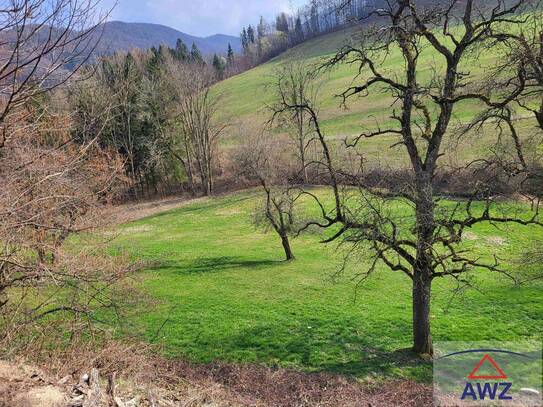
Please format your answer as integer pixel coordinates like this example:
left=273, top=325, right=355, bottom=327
left=96, top=21, right=241, bottom=56
left=212, top=24, right=529, bottom=166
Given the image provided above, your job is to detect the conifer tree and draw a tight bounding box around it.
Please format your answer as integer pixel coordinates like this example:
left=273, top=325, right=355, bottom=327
left=227, top=43, right=234, bottom=66
left=173, top=38, right=189, bottom=61
left=257, top=16, right=266, bottom=40
left=190, top=43, right=204, bottom=64
left=212, top=54, right=225, bottom=78
left=294, top=16, right=304, bottom=44
left=256, top=17, right=266, bottom=60
left=147, top=46, right=162, bottom=75
left=240, top=27, right=249, bottom=55
left=276, top=13, right=289, bottom=34
left=247, top=25, right=255, bottom=43
left=310, top=0, right=320, bottom=35
left=158, top=44, right=169, bottom=62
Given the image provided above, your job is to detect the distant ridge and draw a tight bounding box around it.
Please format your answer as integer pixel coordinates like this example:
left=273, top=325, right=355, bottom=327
left=95, top=21, right=242, bottom=56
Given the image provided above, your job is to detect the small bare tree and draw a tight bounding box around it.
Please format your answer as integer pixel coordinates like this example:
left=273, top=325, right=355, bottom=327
left=235, top=134, right=298, bottom=261
left=272, top=60, right=317, bottom=184
left=272, top=0, right=543, bottom=355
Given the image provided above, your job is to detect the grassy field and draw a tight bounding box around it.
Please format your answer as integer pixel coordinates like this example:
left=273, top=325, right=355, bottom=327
left=212, top=19, right=543, bottom=172
left=111, top=190, right=543, bottom=382
left=217, top=28, right=503, bottom=129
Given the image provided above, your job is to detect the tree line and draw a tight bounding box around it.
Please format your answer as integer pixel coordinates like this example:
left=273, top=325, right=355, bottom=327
left=237, top=0, right=383, bottom=68
left=70, top=42, right=226, bottom=199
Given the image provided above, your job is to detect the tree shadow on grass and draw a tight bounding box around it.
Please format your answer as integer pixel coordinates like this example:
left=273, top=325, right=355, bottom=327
left=151, top=256, right=283, bottom=275
left=201, top=320, right=432, bottom=382
left=320, top=347, right=431, bottom=382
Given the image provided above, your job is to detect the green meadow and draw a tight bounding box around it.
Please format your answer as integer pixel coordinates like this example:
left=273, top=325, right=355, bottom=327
left=104, top=19, right=542, bottom=385
left=111, top=190, right=543, bottom=382
left=211, top=17, right=543, bottom=180
left=214, top=25, right=531, bottom=141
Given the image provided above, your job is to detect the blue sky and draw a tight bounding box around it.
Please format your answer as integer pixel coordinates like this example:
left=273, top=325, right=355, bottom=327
left=101, top=0, right=306, bottom=37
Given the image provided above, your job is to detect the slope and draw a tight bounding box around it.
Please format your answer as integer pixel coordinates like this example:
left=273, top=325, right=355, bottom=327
left=213, top=23, right=532, bottom=166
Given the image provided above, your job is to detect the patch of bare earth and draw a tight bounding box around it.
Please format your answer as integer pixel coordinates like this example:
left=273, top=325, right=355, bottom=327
left=0, top=344, right=432, bottom=406
left=487, top=236, right=508, bottom=246
left=0, top=361, right=66, bottom=407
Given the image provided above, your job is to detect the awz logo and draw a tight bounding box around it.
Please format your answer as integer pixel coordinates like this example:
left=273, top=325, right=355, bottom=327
left=461, top=382, right=513, bottom=401
left=461, top=354, right=512, bottom=401
left=434, top=344, right=542, bottom=407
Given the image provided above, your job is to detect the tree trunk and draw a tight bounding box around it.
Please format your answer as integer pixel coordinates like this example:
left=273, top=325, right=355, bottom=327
left=412, top=267, right=433, bottom=355
left=412, top=170, right=435, bottom=355
left=536, top=98, right=543, bottom=131
left=296, top=107, right=309, bottom=185
left=281, top=234, right=295, bottom=261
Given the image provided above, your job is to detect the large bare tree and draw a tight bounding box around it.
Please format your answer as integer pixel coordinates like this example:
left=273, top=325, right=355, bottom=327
left=273, top=0, right=543, bottom=355
left=166, top=62, right=226, bottom=196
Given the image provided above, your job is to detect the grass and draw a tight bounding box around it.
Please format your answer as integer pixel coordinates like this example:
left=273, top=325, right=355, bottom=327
left=110, top=189, right=543, bottom=383
left=106, top=17, right=543, bottom=383
left=212, top=27, right=475, bottom=132
left=212, top=17, right=542, bottom=169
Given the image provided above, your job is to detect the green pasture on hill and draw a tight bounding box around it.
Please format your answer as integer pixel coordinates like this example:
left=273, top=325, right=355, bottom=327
left=212, top=19, right=542, bottom=168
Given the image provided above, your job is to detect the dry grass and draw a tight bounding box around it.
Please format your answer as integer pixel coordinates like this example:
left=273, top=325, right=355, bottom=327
left=109, top=196, right=208, bottom=225
left=1, top=341, right=432, bottom=406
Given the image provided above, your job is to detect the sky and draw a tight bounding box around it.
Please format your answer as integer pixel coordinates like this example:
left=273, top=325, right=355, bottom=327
left=100, top=0, right=306, bottom=38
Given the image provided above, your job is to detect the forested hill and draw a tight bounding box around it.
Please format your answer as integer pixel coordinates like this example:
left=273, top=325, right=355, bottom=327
left=96, top=21, right=241, bottom=56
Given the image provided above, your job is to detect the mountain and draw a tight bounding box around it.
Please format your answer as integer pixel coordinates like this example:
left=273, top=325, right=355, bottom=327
left=95, top=21, right=241, bottom=56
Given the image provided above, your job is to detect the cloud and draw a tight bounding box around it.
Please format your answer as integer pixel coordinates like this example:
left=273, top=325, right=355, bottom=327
left=102, top=0, right=303, bottom=37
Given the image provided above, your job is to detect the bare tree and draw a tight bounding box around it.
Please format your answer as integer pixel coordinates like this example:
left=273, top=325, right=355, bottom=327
left=272, top=0, right=543, bottom=355
left=235, top=134, right=298, bottom=261
left=272, top=60, right=318, bottom=184
left=167, top=62, right=226, bottom=196
left=0, top=0, right=109, bottom=150
left=492, top=6, right=543, bottom=130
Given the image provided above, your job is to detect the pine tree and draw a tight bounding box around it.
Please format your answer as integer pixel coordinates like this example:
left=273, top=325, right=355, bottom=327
left=310, top=0, right=320, bottom=36
left=256, top=17, right=266, bottom=60
left=247, top=25, right=255, bottom=43
left=212, top=54, right=225, bottom=78
left=147, top=46, right=161, bottom=75
left=173, top=38, right=189, bottom=61
left=294, top=16, right=304, bottom=44
left=276, top=13, right=289, bottom=34
left=190, top=43, right=204, bottom=64
left=240, top=27, right=249, bottom=55
left=227, top=43, right=234, bottom=66
left=257, top=16, right=266, bottom=40
left=158, top=44, right=169, bottom=62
